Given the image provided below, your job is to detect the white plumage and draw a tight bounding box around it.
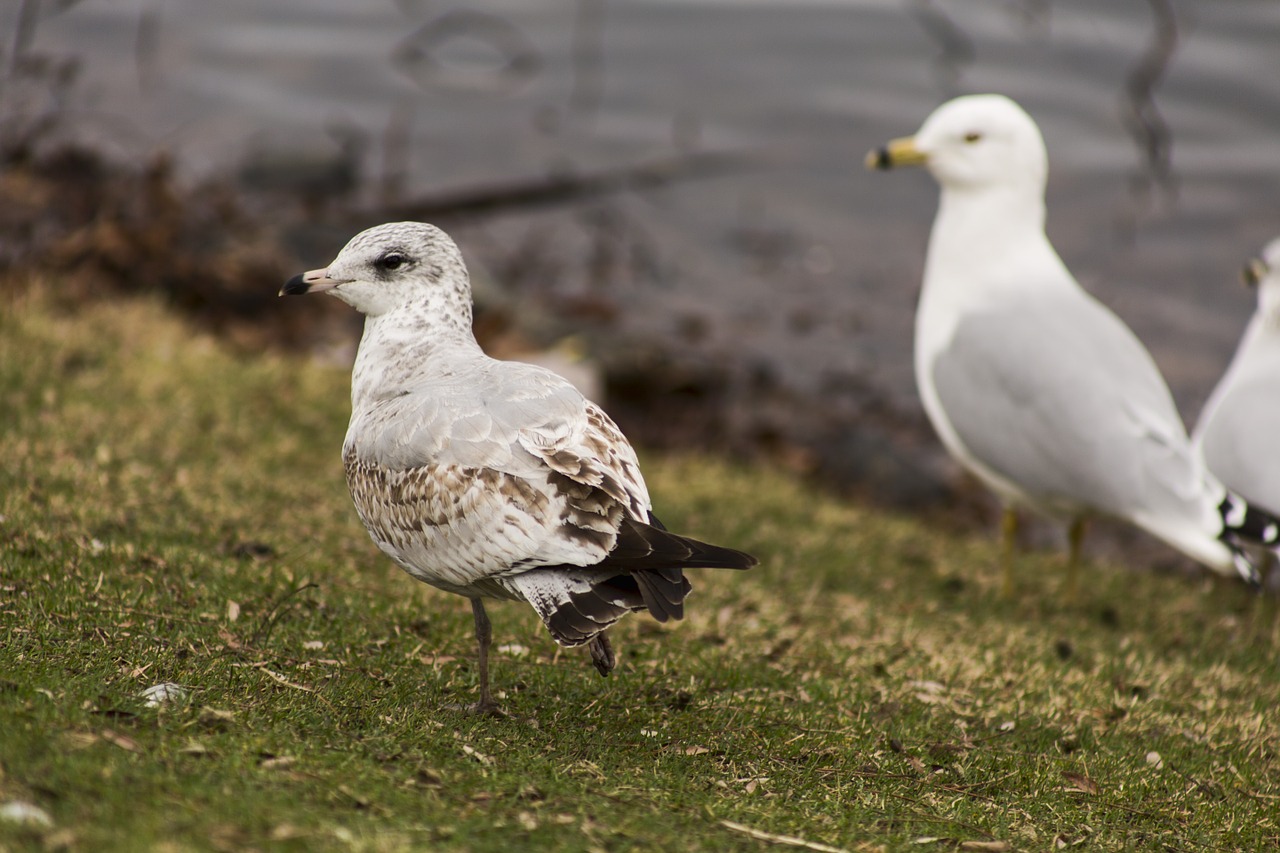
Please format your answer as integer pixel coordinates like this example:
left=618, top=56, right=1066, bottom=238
left=1194, top=238, right=1280, bottom=519
left=281, top=221, right=754, bottom=713
left=867, top=94, right=1268, bottom=595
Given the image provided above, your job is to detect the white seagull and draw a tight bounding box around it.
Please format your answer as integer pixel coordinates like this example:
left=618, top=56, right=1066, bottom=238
left=1193, top=238, right=1280, bottom=520
left=866, top=94, right=1273, bottom=598
left=281, top=221, right=756, bottom=713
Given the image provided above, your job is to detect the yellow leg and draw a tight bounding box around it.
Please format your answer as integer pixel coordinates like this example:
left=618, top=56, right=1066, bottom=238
left=1000, top=507, right=1019, bottom=600
left=1065, top=517, right=1086, bottom=605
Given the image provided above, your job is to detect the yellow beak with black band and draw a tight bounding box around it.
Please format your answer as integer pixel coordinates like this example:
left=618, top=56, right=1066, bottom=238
left=865, top=136, right=929, bottom=171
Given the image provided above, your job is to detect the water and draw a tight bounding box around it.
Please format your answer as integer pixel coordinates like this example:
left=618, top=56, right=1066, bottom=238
left=9, top=0, right=1280, bottom=472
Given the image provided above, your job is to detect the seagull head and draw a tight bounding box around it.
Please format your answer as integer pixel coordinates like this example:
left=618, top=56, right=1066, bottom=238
left=280, top=221, right=471, bottom=319
left=866, top=94, right=1048, bottom=195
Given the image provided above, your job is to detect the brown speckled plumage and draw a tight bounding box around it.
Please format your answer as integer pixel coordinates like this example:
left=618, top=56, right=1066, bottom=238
left=283, top=221, right=755, bottom=712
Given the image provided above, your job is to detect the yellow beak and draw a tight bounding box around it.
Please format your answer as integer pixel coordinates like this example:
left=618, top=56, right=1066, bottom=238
left=865, top=136, right=928, bottom=171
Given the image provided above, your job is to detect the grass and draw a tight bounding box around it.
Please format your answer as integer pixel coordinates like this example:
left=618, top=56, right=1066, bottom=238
left=2, top=285, right=1278, bottom=851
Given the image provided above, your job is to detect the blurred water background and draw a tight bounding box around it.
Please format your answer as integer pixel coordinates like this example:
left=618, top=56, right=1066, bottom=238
left=5, top=0, right=1279, bottom=530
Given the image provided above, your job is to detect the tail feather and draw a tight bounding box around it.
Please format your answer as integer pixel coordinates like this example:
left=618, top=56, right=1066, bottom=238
left=510, top=515, right=757, bottom=649
left=633, top=567, right=692, bottom=623
left=537, top=574, right=646, bottom=645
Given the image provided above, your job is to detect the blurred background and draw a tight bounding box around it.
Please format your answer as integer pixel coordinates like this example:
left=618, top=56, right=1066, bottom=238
left=3, top=0, right=1278, bottom=553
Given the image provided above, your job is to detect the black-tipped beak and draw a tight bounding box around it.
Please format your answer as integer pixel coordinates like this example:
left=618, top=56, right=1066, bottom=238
left=1242, top=258, right=1268, bottom=289
left=280, top=273, right=311, bottom=296
left=279, top=268, right=339, bottom=297
left=864, top=136, right=928, bottom=171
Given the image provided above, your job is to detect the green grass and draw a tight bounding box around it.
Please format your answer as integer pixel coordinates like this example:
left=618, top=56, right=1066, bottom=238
left=2, top=286, right=1278, bottom=851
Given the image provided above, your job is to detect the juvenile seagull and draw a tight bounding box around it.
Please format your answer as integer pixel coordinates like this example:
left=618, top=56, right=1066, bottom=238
left=1193, top=238, right=1280, bottom=518
left=281, top=222, right=756, bottom=713
left=866, top=94, right=1273, bottom=598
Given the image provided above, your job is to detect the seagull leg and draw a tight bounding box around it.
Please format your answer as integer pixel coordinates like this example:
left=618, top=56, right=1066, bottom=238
left=469, top=598, right=501, bottom=715
left=1000, top=507, right=1019, bottom=600
left=1065, top=517, right=1086, bottom=605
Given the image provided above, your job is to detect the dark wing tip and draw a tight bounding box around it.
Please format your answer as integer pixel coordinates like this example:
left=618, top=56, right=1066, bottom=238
left=645, top=512, right=756, bottom=568
left=615, top=518, right=757, bottom=571
left=683, top=538, right=758, bottom=571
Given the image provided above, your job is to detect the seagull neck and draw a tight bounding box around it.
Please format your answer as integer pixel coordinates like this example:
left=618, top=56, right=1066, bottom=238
left=937, top=182, right=1045, bottom=239
left=1259, top=286, right=1280, bottom=332
left=927, top=185, right=1049, bottom=276
left=349, top=308, right=483, bottom=408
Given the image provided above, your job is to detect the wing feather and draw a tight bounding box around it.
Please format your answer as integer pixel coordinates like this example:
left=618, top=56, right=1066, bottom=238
left=343, top=353, right=754, bottom=644
left=931, top=288, right=1214, bottom=527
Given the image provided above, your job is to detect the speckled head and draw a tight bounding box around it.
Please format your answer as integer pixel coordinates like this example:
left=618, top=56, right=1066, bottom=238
left=281, top=221, right=472, bottom=322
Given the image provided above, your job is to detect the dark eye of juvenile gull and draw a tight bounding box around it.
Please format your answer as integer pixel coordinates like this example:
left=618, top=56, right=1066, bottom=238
left=963, top=131, right=983, bottom=143
left=376, top=251, right=409, bottom=273
left=281, top=219, right=759, bottom=714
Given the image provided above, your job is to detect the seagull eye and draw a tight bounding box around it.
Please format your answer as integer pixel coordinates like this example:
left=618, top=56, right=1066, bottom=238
left=376, top=252, right=409, bottom=273
left=963, top=131, right=983, bottom=144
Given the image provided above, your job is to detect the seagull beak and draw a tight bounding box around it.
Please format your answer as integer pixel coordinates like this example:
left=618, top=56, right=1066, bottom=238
left=280, top=268, right=340, bottom=297
left=865, top=136, right=928, bottom=171
left=1241, top=258, right=1268, bottom=289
